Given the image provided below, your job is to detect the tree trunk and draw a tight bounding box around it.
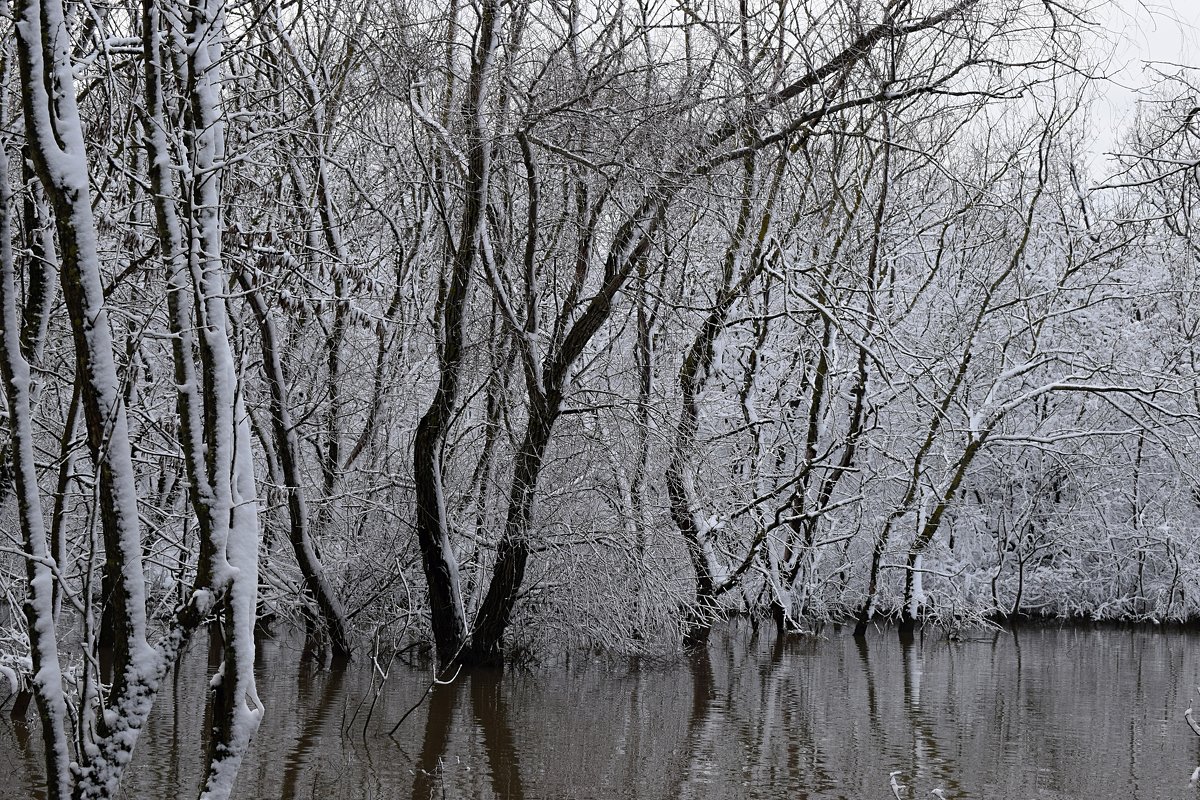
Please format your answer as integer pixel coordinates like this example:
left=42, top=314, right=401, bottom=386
left=241, top=275, right=353, bottom=661
left=0, top=115, right=72, bottom=800
left=410, top=0, right=501, bottom=670
left=468, top=398, right=556, bottom=666
left=15, top=2, right=165, bottom=791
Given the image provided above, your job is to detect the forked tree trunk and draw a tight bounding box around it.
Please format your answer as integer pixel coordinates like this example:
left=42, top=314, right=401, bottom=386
left=468, top=189, right=667, bottom=663
left=412, top=0, right=501, bottom=670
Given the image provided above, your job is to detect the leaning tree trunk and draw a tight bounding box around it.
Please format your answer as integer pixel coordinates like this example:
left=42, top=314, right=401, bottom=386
left=467, top=395, right=556, bottom=666
left=241, top=273, right=353, bottom=660
left=666, top=149, right=777, bottom=646
left=0, top=108, right=72, bottom=800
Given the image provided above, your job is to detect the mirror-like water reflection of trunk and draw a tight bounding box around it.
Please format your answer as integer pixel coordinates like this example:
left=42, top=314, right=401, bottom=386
left=855, top=635, right=880, bottom=743
left=411, top=680, right=460, bottom=800
left=669, top=647, right=716, bottom=798
left=471, top=672, right=524, bottom=800
left=899, top=629, right=957, bottom=795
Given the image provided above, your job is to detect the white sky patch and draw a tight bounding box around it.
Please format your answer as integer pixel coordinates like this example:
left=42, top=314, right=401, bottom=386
left=1088, top=0, right=1200, bottom=170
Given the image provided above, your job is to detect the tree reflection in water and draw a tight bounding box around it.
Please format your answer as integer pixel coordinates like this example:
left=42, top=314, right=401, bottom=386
left=0, top=624, right=1196, bottom=799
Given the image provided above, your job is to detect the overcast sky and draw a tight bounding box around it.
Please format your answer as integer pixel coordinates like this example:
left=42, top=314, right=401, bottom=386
left=1090, top=0, right=1200, bottom=170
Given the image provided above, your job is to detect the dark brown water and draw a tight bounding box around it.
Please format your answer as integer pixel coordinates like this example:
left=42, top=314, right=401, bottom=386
left=3, top=623, right=1199, bottom=799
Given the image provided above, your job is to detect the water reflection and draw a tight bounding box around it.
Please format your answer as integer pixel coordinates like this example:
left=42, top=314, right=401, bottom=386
left=0, top=623, right=1197, bottom=799
left=472, top=673, right=524, bottom=800
left=411, top=680, right=459, bottom=800
left=281, top=661, right=346, bottom=800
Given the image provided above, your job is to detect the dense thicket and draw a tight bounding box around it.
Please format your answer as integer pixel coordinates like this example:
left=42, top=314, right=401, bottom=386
left=1, top=0, right=1199, bottom=795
